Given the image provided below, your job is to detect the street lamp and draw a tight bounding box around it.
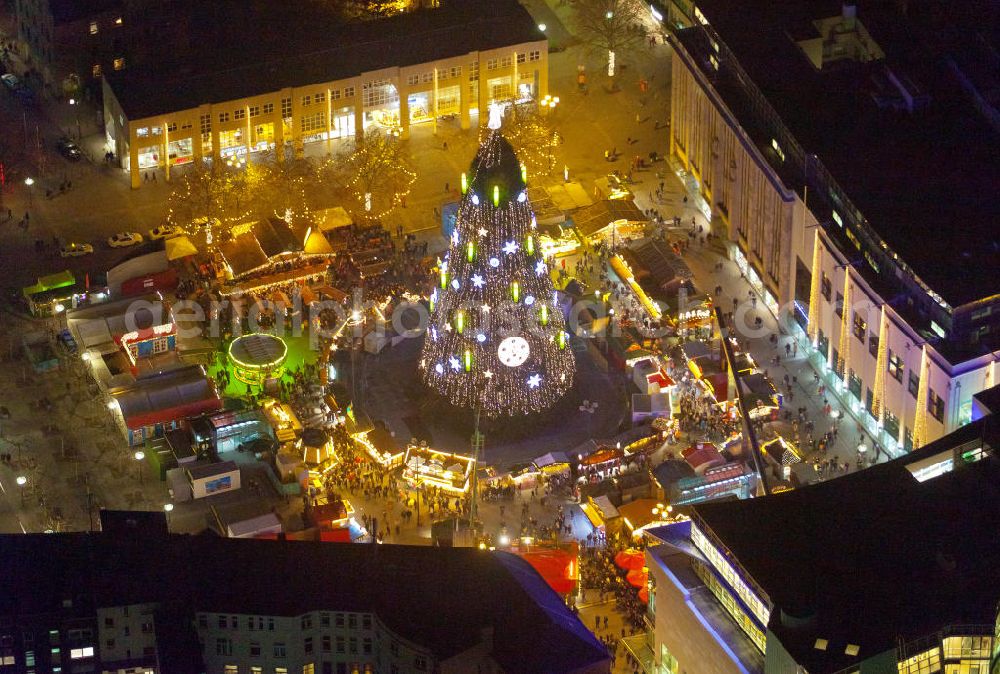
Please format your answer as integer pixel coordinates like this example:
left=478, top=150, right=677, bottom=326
left=24, top=177, right=34, bottom=207
left=16, top=475, right=27, bottom=505
left=134, top=450, right=145, bottom=485
left=164, top=503, right=174, bottom=529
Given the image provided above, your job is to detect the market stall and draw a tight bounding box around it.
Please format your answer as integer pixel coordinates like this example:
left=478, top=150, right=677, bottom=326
left=401, top=445, right=476, bottom=495
left=261, top=398, right=302, bottom=443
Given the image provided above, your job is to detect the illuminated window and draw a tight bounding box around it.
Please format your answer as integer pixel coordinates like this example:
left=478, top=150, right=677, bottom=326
left=691, top=524, right=770, bottom=626
left=853, top=312, right=867, bottom=341
left=897, top=647, right=940, bottom=674
left=942, top=636, right=991, bottom=659
left=151, top=126, right=162, bottom=135
left=113, top=57, right=125, bottom=70
left=92, top=64, right=101, bottom=77
left=136, top=127, right=149, bottom=137
left=362, top=79, right=398, bottom=108
left=888, top=351, right=903, bottom=382
left=114, top=16, right=123, bottom=25
left=89, top=21, right=98, bottom=34
left=200, top=114, right=211, bottom=134
left=884, top=411, right=900, bottom=440
left=69, top=646, right=94, bottom=659
left=300, top=111, right=325, bottom=133
left=693, top=560, right=766, bottom=652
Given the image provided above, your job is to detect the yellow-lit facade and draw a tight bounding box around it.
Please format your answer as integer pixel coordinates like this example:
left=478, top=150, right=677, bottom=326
left=103, top=41, right=548, bottom=189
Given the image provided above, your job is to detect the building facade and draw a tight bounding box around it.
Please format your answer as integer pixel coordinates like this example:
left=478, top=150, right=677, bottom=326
left=661, top=0, right=1000, bottom=452
left=635, top=413, right=1000, bottom=674
left=101, top=0, right=548, bottom=189
left=1, top=533, right=609, bottom=674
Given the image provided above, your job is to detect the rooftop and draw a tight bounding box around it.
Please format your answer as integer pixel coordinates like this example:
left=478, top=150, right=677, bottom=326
left=681, top=0, right=1000, bottom=307
left=690, top=418, right=1000, bottom=673
left=112, top=364, right=221, bottom=429
left=105, top=0, right=544, bottom=120
left=0, top=533, right=608, bottom=673
left=47, top=0, right=121, bottom=25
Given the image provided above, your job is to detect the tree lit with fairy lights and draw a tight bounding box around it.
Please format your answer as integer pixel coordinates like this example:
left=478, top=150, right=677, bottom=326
left=420, top=105, right=575, bottom=417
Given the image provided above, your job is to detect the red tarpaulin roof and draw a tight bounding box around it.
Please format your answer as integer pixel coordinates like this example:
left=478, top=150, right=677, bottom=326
left=319, top=529, right=352, bottom=543
left=626, top=568, right=648, bottom=588
left=518, top=548, right=578, bottom=595
left=614, top=549, right=645, bottom=571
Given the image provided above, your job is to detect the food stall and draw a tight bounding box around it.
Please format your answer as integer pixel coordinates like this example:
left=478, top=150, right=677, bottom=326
left=401, top=444, right=476, bottom=495
left=261, top=398, right=303, bottom=444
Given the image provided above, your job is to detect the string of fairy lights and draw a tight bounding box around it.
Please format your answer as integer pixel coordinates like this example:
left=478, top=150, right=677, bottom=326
left=419, top=127, right=575, bottom=417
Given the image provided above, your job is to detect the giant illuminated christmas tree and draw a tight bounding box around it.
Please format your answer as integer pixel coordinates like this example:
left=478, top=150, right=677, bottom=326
left=420, top=106, right=575, bottom=417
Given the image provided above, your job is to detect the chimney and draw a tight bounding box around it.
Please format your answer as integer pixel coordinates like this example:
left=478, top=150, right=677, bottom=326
left=842, top=3, right=857, bottom=29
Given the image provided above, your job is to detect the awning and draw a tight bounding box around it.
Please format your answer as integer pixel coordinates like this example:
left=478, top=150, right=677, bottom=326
left=165, top=235, right=198, bottom=260
left=304, top=230, right=333, bottom=254
left=317, top=206, right=353, bottom=232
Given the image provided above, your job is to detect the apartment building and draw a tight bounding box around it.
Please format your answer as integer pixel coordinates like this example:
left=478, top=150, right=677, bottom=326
left=0, top=531, right=609, bottom=674
left=13, top=0, right=187, bottom=95
left=100, top=0, right=548, bottom=189
left=634, top=405, right=1000, bottom=673
left=656, top=0, right=1000, bottom=452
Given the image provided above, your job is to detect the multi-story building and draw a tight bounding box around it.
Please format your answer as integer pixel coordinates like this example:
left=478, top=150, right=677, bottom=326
left=0, top=532, right=609, bottom=674
left=100, top=0, right=548, bottom=189
left=634, top=397, right=1000, bottom=673
left=656, top=0, right=1000, bottom=451
left=12, top=0, right=186, bottom=95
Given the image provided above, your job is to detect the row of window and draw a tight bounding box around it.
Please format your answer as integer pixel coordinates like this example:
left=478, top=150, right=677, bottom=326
left=486, top=51, right=541, bottom=71
left=301, top=88, right=354, bottom=107
left=814, top=285, right=947, bottom=424
left=690, top=525, right=770, bottom=626
left=201, top=613, right=372, bottom=633
left=214, top=635, right=373, bottom=658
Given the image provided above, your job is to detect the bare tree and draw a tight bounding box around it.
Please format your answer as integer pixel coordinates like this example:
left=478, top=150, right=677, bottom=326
left=321, top=128, right=416, bottom=220
left=501, top=102, right=563, bottom=179
left=166, top=160, right=261, bottom=235
left=570, top=0, right=645, bottom=80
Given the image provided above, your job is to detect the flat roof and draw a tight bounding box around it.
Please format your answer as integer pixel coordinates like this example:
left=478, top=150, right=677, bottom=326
left=690, top=419, right=1000, bottom=673
left=682, top=0, right=1000, bottom=306
left=0, top=534, right=609, bottom=673
left=105, top=0, right=544, bottom=121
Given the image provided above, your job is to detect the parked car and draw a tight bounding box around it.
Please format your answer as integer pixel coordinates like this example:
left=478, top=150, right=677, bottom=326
left=1, top=73, right=19, bottom=90
left=56, top=138, right=82, bottom=161
left=148, top=224, right=180, bottom=240
left=107, top=232, right=143, bottom=248
left=60, top=242, right=94, bottom=257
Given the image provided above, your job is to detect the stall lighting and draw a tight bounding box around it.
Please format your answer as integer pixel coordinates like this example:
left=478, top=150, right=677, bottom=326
left=493, top=185, right=500, bottom=207
left=511, top=281, right=520, bottom=302
left=461, top=172, right=468, bottom=194
left=525, top=235, right=534, bottom=255
left=464, top=349, right=472, bottom=372
left=540, top=304, right=549, bottom=326
left=467, top=241, right=475, bottom=262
